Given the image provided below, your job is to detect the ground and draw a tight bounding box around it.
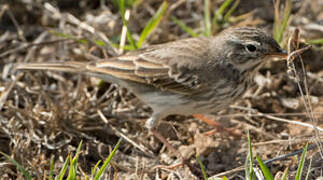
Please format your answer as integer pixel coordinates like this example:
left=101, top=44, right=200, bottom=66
left=0, top=0, right=322, bottom=179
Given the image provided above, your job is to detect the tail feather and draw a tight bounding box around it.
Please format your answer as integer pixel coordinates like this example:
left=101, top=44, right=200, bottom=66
left=15, top=61, right=88, bottom=73
left=14, top=61, right=127, bottom=86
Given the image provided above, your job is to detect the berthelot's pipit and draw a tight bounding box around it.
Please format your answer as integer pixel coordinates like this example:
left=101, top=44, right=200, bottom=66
left=16, top=27, right=287, bottom=155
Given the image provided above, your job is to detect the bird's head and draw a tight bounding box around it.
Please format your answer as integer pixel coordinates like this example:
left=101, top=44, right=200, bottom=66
left=215, top=27, right=287, bottom=72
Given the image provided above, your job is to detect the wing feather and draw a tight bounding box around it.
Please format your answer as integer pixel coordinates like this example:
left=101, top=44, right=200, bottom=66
left=89, top=37, right=211, bottom=95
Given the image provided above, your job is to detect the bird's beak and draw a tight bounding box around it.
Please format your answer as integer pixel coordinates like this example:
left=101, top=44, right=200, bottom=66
left=266, top=49, right=288, bottom=59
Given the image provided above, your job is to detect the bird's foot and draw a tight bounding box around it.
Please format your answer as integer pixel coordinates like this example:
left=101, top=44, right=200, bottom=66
left=193, top=114, right=242, bottom=138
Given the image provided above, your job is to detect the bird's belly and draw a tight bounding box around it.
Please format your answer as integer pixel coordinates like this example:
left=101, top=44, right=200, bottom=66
left=136, top=91, right=196, bottom=115
left=134, top=80, right=248, bottom=116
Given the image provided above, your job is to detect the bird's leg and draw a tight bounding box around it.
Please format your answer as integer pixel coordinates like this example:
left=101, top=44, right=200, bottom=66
left=149, top=128, right=183, bottom=159
left=193, top=114, right=242, bottom=137
left=146, top=116, right=183, bottom=159
left=147, top=116, right=209, bottom=173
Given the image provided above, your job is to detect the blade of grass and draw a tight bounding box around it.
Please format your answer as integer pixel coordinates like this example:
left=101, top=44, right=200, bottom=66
left=273, top=0, right=281, bottom=41
left=273, top=0, right=291, bottom=43
left=304, top=157, right=312, bottom=180
left=49, top=156, right=55, bottom=180
left=49, top=30, right=107, bottom=47
left=56, top=154, right=70, bottom=180
left=223, top=0, right=240, bottom=22
left=66, top=156, right=76, bottom=180
left=66, top=141, right=83, bottom=180
left=119, top=8, right=131, bottom=53
left=110, top=42, right=137, bottom=51
left=118, top=0, right=137, bottom=49
left=281, top=167, right=289, bottom=180
left=204, top=0, right=212, bottom=36
left=137, top=0, right=168, bottom=48
left=244, top=156, right=250, bottom=179
left=306, top=38, right=323, bottom=45
left=171, top=16, right=198, bottom=37
left=94, top=138, right=123, bottom=180
left=213, top=0, right=233, bottom=24
left=91, top=160, right=102, bottom=177
left=295, top=143, right=308, bottom=180
left=49, top=30, right=88, bottom=44
left=0, top=152, right=32, bottom=180
left=245, top=131, right=255, bottom=180
left=278, top=0, right=291, bottom=43
left=113, top=0, right=141, bottom=8
left=256, top=155, right=274, bottom=180
left=196, top=155, right=208, bottom=180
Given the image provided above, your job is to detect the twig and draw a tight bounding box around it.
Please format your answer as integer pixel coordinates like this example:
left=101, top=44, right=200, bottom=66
left=97, top=110, right=155, bottom=158
left=43, top=3, right=118, bottom=56
left=23, top=31, right=48, bottom=62
left=0, top=73, right=23, bottom=110
left=0, top=39, right=70, bottom=58
left=286, top=28, right=323, bottom=158
left=218, top=111, right=323, bottom=118
left=264, top=143, right=319, bottom=164
left=230, top=105, right=323, bottom=132
left=6, top=5, right=26, bottom=42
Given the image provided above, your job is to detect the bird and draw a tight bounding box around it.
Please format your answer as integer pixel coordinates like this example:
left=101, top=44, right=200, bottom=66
left=16, top=27, right=287, bottom=155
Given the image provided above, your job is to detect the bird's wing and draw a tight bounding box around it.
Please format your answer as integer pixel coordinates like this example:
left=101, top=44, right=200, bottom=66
left=92, top=37, right=212, bottom=95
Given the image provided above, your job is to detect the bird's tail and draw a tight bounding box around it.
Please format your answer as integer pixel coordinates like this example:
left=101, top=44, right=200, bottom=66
left=15, top=61, right=88, bottom=73
left=14, top=61, right=129, bottom=86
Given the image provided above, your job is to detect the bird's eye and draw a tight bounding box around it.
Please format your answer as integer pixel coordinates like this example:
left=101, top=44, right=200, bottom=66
left=246, top=44, right=257, bottom=52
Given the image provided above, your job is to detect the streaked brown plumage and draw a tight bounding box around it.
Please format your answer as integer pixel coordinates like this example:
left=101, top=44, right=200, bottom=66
left=16, top=27, right=287, bottom=130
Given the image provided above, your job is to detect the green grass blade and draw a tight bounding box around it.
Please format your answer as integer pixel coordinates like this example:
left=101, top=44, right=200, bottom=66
left=245, top=131, right=255, bottom=180
left=118, top=0, right=125, bottom=19
left=273, top=0, right=291, bottom=43
left=110, top=41, right=137, bottom=51
left=94, top=138, right=123, bottom=180
left=278, top=0, right=291, bottom=43
left=273, top=0, right=281, bottom=41
left=203, top=0, right=212, bottom=36
left=256, top=155, right=274, bottom=180
left=118, top=0, right=137, bottom=49
left=295, top=143, right=308, bottom=180
left=306, top=38, right=323, bottom=44
left=91, top=160, right=102, bottom=177
left=217, top=0, right=234, bottom=17
left=244, top=156, right=249, bottom=179
left=49, top=156, right=55, bottom=180
left=281, top=167, right=289, bottom=180
left=196, top=155, right=208, bottom=180
left=113, top=0, right=141, bottom=8
left=137, top=0, right=168, bottom=48
left=94, top=40, right=106, bottom=47
left=49, top=30, right=89, bottom=44
left=304, top=157, right=312, bottom=180
left=214, top=0, right=233, bottom=22
left=171, top=16, right=198, bottom=37
left=223, top=0, right=240, bottom=22
left=66, top=156, right=75, bottom=180
left=247, top=131, right=253, bottom=174
left=49, top=30, right=107, bottom=47
left=66, top=141, right=82, bottom=180
left=56, top=154, right=70, bottom=180
left=0, top=152, right=32, bottom=180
